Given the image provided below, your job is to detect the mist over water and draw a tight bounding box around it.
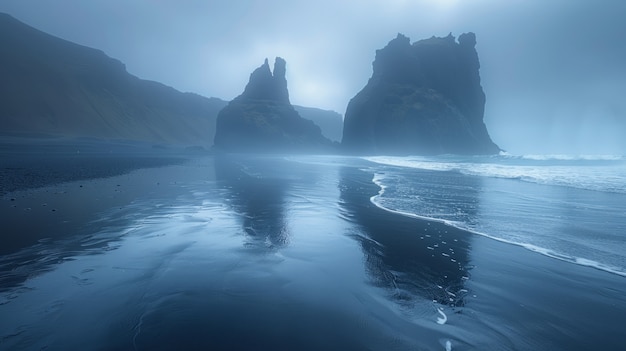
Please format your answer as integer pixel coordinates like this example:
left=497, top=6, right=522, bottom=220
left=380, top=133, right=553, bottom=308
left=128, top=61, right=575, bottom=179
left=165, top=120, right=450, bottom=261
left=488, top=108, right=626, bottom=156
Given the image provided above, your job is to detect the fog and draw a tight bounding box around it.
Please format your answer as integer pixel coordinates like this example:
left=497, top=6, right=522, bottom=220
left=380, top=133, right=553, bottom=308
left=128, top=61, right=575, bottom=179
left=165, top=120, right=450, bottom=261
left=1, top=0, right=624, bottom=155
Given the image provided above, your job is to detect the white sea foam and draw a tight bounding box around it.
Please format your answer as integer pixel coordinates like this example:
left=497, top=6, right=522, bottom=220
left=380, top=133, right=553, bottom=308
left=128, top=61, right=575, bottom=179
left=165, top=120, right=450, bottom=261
left=369, top=172, right=626, bottom=278
left=369, top=173, right=464, bottom=229
left=436, top=308, right=447, bottom=325
left=520, top=154, right=624, bottom=161
left=364, top=155, right=626, bottom=194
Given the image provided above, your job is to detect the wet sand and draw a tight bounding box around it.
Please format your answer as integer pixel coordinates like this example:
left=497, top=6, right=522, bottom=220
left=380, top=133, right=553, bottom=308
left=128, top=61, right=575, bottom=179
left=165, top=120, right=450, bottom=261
left=0, top=137, right=189, bottom=196
left=338, top=159, right=626, bottom=349
left=1, top=154, right=625, bottom=350
left=0, top=137, right=198, bottom=254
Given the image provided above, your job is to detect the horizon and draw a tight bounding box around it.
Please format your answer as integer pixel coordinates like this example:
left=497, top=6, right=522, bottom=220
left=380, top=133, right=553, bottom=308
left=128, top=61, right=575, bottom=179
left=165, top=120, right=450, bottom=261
left=0, top=1, right=625, bottom=154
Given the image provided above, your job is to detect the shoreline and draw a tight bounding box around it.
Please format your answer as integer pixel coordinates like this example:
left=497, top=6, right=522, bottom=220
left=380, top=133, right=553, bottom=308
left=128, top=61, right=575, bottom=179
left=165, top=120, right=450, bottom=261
left=1, top=154, right=625, bottom=349
left=369, top=170, right=626, bottom=278
left=343, top=163, right=626, bottom=349
left=0, top=152, right=210, bottom=256
left=0, top=137, right=203, bottom=196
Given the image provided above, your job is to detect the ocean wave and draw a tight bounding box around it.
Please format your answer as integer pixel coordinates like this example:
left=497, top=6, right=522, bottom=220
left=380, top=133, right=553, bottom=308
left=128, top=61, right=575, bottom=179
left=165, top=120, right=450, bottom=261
left=369, top=172, right=626, bottom=278
left=501, top=153, right=624, bottom=161
left=364, top=155, right=626, bottom=194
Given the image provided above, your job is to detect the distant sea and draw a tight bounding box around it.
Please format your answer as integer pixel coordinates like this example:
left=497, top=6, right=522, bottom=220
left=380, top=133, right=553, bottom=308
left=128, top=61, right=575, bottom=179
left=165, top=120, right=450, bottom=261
left=1, top=153, right=625, bottom=350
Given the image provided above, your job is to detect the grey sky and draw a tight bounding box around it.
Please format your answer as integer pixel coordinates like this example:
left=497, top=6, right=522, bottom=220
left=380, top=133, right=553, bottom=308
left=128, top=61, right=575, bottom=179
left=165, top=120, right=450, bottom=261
left=1, top=0, right=625, bottom=154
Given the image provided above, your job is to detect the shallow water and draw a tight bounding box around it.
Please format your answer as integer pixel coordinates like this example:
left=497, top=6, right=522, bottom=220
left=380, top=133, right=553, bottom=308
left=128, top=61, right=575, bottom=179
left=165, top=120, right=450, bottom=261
left=1, top=155, right=625, bottom=350
left=366, top=154, right=626, bottom=276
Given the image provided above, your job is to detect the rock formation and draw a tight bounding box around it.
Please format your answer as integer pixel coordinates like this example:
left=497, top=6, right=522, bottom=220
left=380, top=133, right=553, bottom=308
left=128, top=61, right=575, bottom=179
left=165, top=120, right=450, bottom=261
left=342, top=33, right=500, bottom=155
left=0, top=13, right=342, bottom=149
left=213, top=58, right=333, bottom=153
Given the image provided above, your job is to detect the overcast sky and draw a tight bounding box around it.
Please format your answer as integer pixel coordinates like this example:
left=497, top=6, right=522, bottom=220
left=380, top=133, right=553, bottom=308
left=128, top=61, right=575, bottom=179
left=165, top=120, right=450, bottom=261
left=1, top=0, right=625, bottom=154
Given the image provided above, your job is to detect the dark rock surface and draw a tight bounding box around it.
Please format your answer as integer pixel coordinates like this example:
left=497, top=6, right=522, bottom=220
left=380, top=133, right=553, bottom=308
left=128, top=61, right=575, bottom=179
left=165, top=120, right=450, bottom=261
left=342, top=33, right=500, bottom=155
left=213, top=58, right=334, bottom=153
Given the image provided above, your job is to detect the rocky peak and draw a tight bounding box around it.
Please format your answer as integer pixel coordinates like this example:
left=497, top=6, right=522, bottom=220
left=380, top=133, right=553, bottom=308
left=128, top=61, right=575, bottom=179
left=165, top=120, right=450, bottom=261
left=239, top=57, right=290, bottom=104
left=458, top=32, right=477, bottom=48
left=371, top=33, right=412, bottom=82
left=342, top=32, right=500, bottom=155
left=213, top=57, right=333, bottom=153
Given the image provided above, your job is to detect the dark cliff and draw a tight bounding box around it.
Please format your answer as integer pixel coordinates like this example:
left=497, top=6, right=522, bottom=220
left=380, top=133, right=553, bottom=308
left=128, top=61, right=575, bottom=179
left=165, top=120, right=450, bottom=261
left=342, top=33, right=500, bottom=155
left=0, top=13, right=225, bottom=147
left=213, top=58, right=333, bottom=153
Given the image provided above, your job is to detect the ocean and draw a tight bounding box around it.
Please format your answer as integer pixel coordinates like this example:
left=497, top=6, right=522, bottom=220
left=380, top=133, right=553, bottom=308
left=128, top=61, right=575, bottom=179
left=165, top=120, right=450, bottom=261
left=1, top=153, right=625, bottom=350
left=364, top=154, right=626, bottom=277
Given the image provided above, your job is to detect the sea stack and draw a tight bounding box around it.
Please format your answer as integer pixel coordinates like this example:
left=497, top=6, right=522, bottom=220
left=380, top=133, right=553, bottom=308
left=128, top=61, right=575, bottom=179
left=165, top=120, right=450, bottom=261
left=213, top=57, right=333, bottom=153
left=342, top=33, right=500, bottom=155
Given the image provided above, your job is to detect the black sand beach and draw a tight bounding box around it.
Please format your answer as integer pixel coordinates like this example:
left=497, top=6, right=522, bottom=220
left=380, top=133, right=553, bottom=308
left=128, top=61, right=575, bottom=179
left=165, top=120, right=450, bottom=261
left=1, top=154, right=625, bottom=350
left=0, top=137, right=189, bottom=196
left=338, top=158, right=626, bottom=349
left=0, top=137, right=194, bottom=253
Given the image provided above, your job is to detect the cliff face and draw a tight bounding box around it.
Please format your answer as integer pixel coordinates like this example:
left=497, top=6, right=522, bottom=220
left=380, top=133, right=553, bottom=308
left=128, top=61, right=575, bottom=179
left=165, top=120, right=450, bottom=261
left=0, top=13, right=225, bottom=147
left=213, top=58, right=333, bottom=153
left=342, top=33, right=500, bottom=155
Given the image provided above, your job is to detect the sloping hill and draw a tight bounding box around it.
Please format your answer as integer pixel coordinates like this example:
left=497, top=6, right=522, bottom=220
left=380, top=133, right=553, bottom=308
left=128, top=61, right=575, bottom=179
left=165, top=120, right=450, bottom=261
left=0, top=13, right=344, bottom=148
left=0, top=13, right=226, bottom=147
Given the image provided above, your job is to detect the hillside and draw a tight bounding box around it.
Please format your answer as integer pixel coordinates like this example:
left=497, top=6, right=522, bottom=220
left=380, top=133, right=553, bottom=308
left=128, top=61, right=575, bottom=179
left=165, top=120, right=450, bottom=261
left=0, top=13, right=344, bottom=148
left=0, top=14, right=232, bottom=147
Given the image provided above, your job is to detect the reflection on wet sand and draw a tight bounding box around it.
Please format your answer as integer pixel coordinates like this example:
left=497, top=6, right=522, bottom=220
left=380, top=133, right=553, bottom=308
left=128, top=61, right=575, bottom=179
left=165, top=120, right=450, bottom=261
left=338, top=166, right=476, bottom=307
left=215, top=155, right=291, bottom=248
left=0, top=157, right=211, bottom=293
left=0, top=193, right=140, bottom=293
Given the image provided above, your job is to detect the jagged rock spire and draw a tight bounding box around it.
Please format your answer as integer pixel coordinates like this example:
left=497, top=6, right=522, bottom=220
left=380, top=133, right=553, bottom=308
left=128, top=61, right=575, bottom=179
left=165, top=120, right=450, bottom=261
left=213, top=56, right=332, bottom=153
left=239, top=57, right=290, bottom=104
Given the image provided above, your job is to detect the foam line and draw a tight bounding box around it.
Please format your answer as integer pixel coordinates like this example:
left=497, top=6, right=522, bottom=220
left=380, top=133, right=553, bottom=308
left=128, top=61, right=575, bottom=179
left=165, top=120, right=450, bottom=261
left=364, top=155, right=626, bottom=194
left=369, top=173, right=626, bottom=278
left=436, top=308, right=447, bottom=325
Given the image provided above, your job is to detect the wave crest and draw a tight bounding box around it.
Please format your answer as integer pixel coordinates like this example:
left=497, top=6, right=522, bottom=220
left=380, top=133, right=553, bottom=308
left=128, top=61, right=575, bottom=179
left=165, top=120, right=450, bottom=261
left=364, top=155, right=626, bottom=194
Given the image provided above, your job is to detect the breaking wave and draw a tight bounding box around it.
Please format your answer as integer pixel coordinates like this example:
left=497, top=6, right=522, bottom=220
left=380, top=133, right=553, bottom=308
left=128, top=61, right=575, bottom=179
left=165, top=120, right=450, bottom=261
left=364, top=154, right=626, bottom=194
